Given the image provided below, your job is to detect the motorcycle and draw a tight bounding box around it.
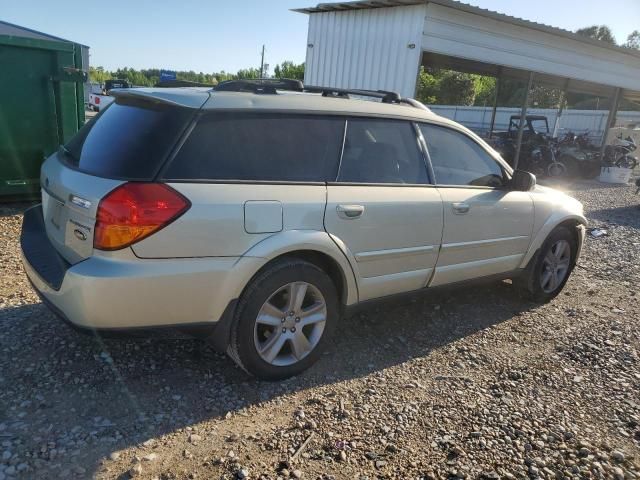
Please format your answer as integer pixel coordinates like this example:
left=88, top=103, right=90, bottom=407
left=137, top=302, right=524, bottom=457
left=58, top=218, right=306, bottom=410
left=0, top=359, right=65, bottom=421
left=557, top=130, right=601, bottom=178
left=525, top=136, right=568, bottom=178
left=604, top=134, right=638, bottom=170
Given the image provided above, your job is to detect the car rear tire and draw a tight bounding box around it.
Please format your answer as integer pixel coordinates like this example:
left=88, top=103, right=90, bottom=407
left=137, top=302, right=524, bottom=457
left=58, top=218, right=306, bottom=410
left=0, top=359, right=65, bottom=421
left=227, top=259, right=339, bottom=380
left=516, top=226, right=577, bottom=303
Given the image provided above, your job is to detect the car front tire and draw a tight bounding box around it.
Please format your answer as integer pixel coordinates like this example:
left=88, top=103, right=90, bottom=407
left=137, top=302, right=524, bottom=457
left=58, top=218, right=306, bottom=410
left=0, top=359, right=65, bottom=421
left=227, top=259, right=339, bottom=380
left=517, top=226, right=577, bottom=303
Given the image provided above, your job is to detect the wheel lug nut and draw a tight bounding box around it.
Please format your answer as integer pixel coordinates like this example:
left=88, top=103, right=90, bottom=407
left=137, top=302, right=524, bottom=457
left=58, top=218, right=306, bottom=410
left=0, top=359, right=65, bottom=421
left=282, top=327, right=287, bottom=333
left=288, top=311, right=294, bottom=316
left=281, top=318, right=286, bottom=323
left=290, top=327, right=296, bottom=333
left=295, top=317, right=300, bottom=322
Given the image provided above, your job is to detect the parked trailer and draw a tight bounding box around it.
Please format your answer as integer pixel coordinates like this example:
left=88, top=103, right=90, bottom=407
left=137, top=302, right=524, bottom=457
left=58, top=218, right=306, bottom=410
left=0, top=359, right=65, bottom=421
left=0, top=35, right=85, bottom=198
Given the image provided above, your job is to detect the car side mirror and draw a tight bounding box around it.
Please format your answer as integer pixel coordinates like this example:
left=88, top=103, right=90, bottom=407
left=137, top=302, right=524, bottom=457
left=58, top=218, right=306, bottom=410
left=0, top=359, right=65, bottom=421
left=510, top=169, right=536, bottom=191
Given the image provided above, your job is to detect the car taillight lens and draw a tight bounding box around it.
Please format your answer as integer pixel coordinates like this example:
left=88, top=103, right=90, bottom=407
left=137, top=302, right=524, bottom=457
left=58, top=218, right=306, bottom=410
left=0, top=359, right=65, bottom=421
left=95, top=97, right=100, bottom=104
left=94, top=183, right=190, bottom=251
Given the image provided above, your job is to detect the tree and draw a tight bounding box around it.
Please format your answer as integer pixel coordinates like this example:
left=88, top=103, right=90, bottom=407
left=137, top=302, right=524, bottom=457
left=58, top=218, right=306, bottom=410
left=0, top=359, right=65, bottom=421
left=273, top=61, right=305, bottom=81
left=89, top=66, right=111, bottom=84
left=236, top=67, right=261, bottom=79
left=529, top=85, right=562, bottom=109
left=437, top=71, right=476, bottom=105
left=415, top=67, right=438, bottom=104
left=623, top=30, right=640, bottom=49
left=575, top=25, right=616, bottom=44
left=472, top=75, right=496, bottom=106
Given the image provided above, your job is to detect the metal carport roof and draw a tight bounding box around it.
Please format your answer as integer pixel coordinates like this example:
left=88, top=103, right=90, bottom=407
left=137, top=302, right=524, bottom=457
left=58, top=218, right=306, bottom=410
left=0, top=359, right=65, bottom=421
left=296, top=0, right=640, bottom=167
left=294, top=0, right=640, bottom=102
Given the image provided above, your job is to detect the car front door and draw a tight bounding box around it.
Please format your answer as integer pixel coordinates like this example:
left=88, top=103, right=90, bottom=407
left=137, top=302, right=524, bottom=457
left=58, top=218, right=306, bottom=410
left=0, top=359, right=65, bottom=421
left=324, top=118, right=443, bottom=301
left=418, top=123, right=534, bottom=287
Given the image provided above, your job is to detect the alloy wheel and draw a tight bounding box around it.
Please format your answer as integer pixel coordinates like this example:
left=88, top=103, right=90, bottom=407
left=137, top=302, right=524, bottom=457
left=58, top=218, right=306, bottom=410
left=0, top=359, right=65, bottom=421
left=253, top=282, right=327, bottom=367
left=540, top=239, right=571, bottom=293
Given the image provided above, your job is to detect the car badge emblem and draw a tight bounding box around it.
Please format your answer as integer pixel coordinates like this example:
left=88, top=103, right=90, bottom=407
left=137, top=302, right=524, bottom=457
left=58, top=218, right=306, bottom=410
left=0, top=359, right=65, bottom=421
left=74, top=229, right=87, bottom=241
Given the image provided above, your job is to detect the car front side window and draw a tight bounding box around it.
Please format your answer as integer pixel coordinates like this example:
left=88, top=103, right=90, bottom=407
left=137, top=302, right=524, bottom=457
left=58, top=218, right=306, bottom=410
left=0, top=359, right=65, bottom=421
left=419, top=123, right=505, bottom=188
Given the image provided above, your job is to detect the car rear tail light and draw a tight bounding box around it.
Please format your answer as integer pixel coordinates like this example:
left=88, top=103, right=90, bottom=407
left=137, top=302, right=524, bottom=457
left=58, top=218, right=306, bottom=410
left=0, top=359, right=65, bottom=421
left=94, top=183, right=190, bottom=251
left=95, top=97, right=100, bottom=104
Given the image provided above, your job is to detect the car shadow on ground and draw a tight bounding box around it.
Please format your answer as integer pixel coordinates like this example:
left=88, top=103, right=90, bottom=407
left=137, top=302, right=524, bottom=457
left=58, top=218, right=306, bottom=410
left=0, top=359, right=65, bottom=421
left=0, top=202, right=35, bottom=218
left=588, top=204, right=640, bottom=229
left=0, top=280, right=538, bottom=478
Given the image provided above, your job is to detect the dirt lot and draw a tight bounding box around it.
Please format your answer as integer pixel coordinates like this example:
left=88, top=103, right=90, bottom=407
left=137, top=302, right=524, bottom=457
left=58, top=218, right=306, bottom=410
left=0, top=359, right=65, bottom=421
left=1, top=180, right=639, bottom=480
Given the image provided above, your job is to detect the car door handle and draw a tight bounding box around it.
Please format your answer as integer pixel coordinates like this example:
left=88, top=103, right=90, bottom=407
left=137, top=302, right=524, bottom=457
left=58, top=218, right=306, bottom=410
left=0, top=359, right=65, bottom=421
left=336, top=204, right=365, bottom=219
left=452, top=202, right=470, bottom=214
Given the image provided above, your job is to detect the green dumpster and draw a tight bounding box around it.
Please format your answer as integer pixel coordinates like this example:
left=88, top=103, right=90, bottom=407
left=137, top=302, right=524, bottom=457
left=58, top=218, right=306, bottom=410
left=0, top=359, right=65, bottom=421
left=0, top=35, right=86, bottom=198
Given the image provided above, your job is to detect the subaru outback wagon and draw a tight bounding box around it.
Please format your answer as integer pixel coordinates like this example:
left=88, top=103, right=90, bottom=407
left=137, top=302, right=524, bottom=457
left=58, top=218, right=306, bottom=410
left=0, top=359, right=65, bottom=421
left=21, top=80, right=586, bottom=379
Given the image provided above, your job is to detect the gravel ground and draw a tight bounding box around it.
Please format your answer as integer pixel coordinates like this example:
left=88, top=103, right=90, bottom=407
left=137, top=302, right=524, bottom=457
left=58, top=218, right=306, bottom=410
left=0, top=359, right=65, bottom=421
left=0, top=180, right=639, bottom=480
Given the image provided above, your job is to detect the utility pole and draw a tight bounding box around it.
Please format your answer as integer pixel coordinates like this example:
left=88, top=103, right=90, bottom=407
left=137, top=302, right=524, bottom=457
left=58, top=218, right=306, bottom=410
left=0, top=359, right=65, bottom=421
left=260, top=45, right=265, bottom=78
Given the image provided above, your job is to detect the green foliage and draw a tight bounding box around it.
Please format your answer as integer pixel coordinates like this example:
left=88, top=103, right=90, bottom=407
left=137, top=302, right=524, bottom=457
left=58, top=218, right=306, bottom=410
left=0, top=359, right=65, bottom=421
left=88, top=66, right=111, bottom=84
left=624, top=30, right=640, bottom=50
left=471, top=75, right=496, bottom=106
left=273, top=61, right=305, bottom=81
left=575, top=25, right=617, bottom=44
left=416, top=68, right=476, bottom=106
left=438, top=71, right=476, bottom=105
left=415, top=67, right=438, bottom=104
left=574, top=25, right=640, bottom=50
left=88, top=64, right=279, bottom=87
left=529, top=85, right=562, bottom=109
left=235, top=67, right=262, bottom=79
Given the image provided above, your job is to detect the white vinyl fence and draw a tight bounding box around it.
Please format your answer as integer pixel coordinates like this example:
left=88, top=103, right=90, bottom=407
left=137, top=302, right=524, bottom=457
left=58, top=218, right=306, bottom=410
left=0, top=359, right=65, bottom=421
left=428, top=105, right=640, bottom=142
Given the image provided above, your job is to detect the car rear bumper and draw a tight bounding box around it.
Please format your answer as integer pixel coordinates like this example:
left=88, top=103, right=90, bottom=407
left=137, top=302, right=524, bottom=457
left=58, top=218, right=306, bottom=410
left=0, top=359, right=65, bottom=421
left=20, top=205, right=262, bottom=337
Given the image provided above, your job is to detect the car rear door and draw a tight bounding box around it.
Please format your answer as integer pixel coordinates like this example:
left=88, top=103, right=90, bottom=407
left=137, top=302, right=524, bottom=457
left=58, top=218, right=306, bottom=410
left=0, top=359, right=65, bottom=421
left=418, top=123, right=534, bottom=286
left=324, top=118, right=443, bottom=301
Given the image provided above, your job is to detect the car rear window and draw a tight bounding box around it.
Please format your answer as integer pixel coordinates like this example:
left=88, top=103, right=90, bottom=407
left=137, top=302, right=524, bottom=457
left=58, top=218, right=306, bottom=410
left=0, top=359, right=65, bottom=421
left=162, top=113, right=344, bottom=182
left=64, top=98, right=194, bottom=180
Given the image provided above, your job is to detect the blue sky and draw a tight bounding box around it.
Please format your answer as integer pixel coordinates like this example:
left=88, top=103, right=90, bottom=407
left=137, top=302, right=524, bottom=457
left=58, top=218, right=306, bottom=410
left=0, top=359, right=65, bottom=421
left=2, top=0, right=639, bottom=73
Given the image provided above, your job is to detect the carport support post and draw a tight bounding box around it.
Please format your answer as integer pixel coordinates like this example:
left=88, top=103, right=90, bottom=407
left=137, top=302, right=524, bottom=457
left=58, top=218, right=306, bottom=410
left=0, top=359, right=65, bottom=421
left=488, top=69, right=502, bottom=139
left=552, top=80, right=569, bottom=139
left=513, top=72, right=534, bottom=170
left=599, top=87, right=621, bottom=163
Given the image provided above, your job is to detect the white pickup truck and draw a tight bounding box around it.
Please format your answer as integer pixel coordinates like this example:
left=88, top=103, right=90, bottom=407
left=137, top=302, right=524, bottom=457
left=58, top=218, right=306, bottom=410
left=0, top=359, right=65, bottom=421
left=88, top=79, right=130, bottom=111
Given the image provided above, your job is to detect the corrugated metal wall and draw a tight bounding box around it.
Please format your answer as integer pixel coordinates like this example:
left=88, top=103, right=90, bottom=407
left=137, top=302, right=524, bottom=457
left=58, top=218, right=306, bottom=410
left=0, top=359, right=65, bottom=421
left=304, top=4, right=425, bottom=97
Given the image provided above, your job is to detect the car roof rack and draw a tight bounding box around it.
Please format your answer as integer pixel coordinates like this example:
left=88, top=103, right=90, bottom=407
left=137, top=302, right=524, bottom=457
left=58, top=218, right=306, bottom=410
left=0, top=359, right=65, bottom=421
left=304, top=85, right=401, bottom=104
left=155, top=79, right=215, bottom=88
left=214, top=78, right=304, bottom=94
left=304, top=86, right=430, bottom=111
left=212, top=78, right=430, bottom=111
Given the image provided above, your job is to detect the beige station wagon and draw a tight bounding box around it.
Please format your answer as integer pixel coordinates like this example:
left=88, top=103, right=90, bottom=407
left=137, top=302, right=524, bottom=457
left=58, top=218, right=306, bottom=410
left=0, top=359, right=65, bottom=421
left=20, top=79, right=586, bottom=379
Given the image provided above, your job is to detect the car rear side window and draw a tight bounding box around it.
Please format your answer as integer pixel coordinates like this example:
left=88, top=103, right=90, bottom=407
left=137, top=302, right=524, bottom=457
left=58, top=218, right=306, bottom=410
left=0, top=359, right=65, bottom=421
left=64, top=98, right=194, bottom=180
left=163, top=113, right=344, bottom=182
left=337, top=118, right=428, bottom=184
